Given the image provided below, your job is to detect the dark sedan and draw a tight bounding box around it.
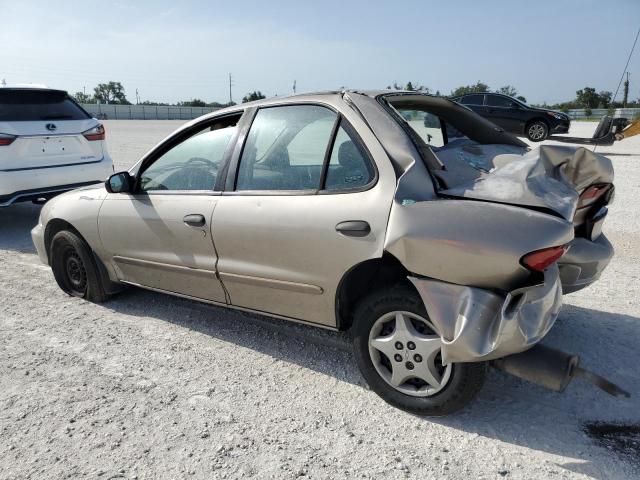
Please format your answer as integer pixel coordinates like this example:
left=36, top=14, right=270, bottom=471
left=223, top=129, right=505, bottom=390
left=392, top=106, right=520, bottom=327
left=450, top=92, right=570, bottom=141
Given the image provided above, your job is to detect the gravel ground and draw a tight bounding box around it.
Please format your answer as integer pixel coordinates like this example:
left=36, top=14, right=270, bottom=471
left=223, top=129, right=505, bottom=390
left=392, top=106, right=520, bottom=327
left=0, top=121, right=638, bottom=479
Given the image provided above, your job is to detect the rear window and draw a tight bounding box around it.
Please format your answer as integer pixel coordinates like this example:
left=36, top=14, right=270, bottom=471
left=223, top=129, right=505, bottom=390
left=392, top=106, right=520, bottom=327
left=0, top=90, right=90, bottom=121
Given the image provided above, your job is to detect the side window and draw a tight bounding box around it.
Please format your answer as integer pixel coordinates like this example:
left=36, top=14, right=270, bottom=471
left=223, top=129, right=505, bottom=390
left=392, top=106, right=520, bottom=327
left=325, top=124, right=374, bottom=190
left=140, top=124, right=236, bottom=192
left=486, top=95, right=513, bottom=107
left=236, top=105, right=337, bottom=191
left=461, top=94, right=484, bottom=106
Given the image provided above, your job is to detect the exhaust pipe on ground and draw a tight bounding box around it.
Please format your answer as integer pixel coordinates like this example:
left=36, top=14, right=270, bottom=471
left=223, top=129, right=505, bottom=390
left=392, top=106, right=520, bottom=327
left=492, top=344, right=630, bottom=398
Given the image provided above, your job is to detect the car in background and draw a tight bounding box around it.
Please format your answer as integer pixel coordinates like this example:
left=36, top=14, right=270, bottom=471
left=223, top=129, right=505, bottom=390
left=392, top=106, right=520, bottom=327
left=450, top=92, right=570, bottom=141
left=0, top=86, right=113, bottom=207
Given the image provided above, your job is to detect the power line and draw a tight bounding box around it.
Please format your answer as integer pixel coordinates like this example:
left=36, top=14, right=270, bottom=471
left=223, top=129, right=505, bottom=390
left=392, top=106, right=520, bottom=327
left=612, top=26, right=640, bottom=103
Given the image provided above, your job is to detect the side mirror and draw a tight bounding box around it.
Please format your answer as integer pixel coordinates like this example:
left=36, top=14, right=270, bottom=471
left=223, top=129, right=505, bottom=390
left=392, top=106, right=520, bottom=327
left=105, top=171, right=133, bottom=194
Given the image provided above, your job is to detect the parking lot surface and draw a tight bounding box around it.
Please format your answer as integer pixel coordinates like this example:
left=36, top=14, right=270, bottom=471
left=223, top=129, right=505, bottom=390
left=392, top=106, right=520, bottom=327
left=1, top=120, right=638, bottom=479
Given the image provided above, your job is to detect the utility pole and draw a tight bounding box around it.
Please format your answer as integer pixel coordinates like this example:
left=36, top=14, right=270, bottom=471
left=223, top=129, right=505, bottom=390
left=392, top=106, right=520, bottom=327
left=293, top=80, right=296, bottom=94
left=1, top=78, right=6, bottom=87
left=228, top=73, right=233, bottom=104
left=623, top=72, right=630, bottom=108
left=136, top=88, right=140, bottom=105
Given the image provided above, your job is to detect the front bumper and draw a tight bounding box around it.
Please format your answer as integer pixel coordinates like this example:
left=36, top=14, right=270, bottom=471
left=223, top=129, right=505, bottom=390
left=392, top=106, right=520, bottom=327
left=31, top=221, right=48, bottom=265
left=409, top=265, right=563, bottom=364
left=558, top=233, right=613, bottom=294
left=551, top=121, right=570, bottom=134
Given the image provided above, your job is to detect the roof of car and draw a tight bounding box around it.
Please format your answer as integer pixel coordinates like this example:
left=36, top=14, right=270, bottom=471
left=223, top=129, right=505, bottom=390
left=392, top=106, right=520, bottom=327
left=0, top=85, right=68, bottom=95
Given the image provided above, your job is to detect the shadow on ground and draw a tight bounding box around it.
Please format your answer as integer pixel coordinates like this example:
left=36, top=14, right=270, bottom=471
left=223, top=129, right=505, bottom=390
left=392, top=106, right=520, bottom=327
left=102, top=286, right=640, bottom=479
left=0, top=203, right=41, bottom=253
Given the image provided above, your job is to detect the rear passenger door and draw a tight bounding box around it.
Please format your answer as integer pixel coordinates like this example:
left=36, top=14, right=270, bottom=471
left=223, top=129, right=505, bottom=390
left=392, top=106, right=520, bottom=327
left=459, top=94, right=486, bottom=116
left=211, top=104, right=392, bottom=327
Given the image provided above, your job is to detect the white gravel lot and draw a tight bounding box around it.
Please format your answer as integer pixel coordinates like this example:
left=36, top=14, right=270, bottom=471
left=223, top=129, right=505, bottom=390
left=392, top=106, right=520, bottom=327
left=0, top=120, right=638, bottom=479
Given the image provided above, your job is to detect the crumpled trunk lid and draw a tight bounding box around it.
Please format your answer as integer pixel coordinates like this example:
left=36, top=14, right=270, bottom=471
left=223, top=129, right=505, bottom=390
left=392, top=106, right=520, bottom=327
left=437, top=144, right=614, bottom=222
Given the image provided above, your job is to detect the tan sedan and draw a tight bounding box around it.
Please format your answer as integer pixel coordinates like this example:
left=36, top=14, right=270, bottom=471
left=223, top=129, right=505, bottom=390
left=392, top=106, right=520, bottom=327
left=32, top=91, right=616, bottom=415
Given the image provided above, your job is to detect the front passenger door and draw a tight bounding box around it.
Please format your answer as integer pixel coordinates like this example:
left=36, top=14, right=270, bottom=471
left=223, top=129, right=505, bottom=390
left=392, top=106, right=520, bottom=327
left=98, top=121, right=238, bottom=302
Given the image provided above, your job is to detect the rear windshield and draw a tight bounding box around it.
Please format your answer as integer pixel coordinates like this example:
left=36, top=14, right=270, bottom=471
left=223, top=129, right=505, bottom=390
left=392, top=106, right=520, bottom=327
left=0, top=90, right=90, bottom=121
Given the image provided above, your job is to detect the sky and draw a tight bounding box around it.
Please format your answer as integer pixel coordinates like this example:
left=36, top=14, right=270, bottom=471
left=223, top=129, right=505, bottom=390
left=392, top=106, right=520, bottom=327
left=1, top=0, right=639, bottom=105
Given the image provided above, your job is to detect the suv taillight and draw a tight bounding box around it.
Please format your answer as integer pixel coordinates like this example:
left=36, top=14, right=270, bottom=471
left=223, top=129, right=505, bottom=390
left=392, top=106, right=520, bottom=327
left=521, top=245, right=568, bottom=272
left=0, top=133, right=16, bottom=146
left=577, top=184, right=609, bottom=209
left=82, top=124, right=105, bottom=141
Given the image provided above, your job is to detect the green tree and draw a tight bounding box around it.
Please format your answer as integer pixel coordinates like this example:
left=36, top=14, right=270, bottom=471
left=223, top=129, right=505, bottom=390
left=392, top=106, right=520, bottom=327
left=516, top=95, right=527, bottom=103
left=390, top=81, right=428, bottom=92
left=242, top=91, right=266, bottom=103
left=73, top=91, right=93, bottom=103
left=450, top=81, right=490, bottom=97
left=575, top=87, right=599, bottom=109
left=93, top=81, right=130, bottom=104
left=496, top=85, right=518, bottom=97
left=178, top=98, right=207, bottom=107
left=597, top=90, right=612, bottom=108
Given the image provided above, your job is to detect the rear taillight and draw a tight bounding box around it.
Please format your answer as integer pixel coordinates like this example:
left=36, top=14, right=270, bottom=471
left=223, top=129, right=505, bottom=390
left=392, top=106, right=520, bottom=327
left=521, top=245, right=568, bottom=272
left=577, top=185, right=609, bottom=209
left=0, top=133, right=16, bottom=146
left=82, top=124, right=105, bottom=141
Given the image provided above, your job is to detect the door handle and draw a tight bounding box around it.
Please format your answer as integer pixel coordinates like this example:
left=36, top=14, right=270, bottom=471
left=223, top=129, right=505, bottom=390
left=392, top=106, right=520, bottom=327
left=183, top=214, right=206, bottom=227
left=335, top=220, right=371, bottom=237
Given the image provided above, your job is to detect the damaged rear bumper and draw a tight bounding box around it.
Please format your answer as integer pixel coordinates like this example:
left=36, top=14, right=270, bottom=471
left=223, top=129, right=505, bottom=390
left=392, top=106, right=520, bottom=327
left=409, top=265, right=563, bottom=364
left=558, top=233, right=613, bottom=294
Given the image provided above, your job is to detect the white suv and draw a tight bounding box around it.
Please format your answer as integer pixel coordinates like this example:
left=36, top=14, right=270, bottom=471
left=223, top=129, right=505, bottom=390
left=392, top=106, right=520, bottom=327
left=0, top=86, right=113, bottom=207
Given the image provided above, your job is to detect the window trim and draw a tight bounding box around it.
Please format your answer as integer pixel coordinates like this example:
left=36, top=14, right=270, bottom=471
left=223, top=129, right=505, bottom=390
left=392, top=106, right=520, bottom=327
left=224, top=102, right=378, bottom=196
left=131, top=110, right=245, bottom=195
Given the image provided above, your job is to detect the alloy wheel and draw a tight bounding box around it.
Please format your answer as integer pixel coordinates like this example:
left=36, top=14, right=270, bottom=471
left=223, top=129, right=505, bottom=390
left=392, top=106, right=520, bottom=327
left=528, top=123, right=546, bottom=141
left=368, top=311, right=452, bottom=397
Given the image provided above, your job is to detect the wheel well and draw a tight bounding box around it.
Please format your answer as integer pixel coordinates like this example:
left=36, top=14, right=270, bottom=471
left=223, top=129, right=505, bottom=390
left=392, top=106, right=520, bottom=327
left=44, top=218, right=122, bottom=295
left=335, top=253, right=414, bottom=332
left=526, top=117, right=549, bottom=130
left=44, top=219, right=82, bottom=264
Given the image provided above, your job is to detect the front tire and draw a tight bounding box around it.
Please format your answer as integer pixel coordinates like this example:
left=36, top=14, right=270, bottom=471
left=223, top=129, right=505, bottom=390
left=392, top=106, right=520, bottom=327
left=526, top=120, right=548, bottom=141
left=50, top=230, right=109, bottom=303
left=352, top=286, right=486, bottom=416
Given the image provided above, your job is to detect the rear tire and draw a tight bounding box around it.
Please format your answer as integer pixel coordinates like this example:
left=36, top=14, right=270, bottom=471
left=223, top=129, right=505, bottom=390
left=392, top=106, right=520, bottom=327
left=526, top=120, right=548, bottom=141
left=351, top=286, right=486, bottom=416
left=50, top=230, right=109, bottom=303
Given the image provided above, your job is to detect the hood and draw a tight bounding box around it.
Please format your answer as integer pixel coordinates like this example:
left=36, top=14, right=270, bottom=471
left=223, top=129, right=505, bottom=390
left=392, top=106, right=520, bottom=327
left=439, top=145, right=614, bottom=221
left=528, top=106, right=569, bottom=120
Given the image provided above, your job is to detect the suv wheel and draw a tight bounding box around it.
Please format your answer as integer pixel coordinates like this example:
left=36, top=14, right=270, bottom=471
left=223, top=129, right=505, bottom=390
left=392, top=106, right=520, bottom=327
left=526, top=120, right=548, bottom=142
left=352, top=286, right=486, bottom=416
left=50, top=230, right=109, bottom=303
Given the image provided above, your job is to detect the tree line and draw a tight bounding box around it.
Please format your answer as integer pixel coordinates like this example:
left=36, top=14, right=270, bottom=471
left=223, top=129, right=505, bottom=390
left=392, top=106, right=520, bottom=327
left=72, top=82, right=265, bottom=107
left=73, top=81, right=639, bottom=113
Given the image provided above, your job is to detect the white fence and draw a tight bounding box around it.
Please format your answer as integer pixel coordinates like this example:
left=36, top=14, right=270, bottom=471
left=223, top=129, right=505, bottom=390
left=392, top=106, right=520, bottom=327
left=566, top=108, right=640, bottom=119
left=81, top=103, right=220, bottom=120
left=79, top=103, right=640, bottom=121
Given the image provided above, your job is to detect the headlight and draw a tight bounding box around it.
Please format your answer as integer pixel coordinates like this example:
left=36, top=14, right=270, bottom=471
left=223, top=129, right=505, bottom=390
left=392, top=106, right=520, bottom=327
left=546, top=112, right=566, bottom=120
